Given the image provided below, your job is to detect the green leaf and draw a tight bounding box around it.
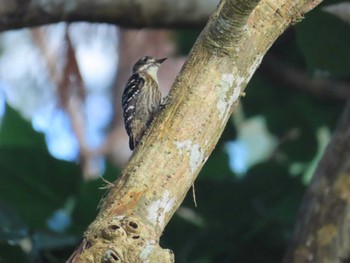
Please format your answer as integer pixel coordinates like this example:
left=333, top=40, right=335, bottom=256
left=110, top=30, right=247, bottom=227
left=0, top=242, right=27, bottom=262
left=165, top=163, right=305, bottom=263
left=175, top=29, right=202, bottom=55
left=0, top=147, right=81, bottom=228
left=297, top=10, right=350, bottom=78
left=199, top=149, right=232, bottom=180
left=0, top=203, right=29, bottom=242
left=0, top=105, right=82, bottom=229
left=0, top=104, right=46, bottom=150
left=244, top=73, right=342, bottom=162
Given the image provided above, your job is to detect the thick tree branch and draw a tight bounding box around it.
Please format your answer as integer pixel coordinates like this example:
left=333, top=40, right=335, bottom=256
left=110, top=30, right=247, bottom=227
left=0, top=0, right=218, bottom=32
left=283, top=102, right=350, bottom=263
left=67, top=0, right=322, bottom=262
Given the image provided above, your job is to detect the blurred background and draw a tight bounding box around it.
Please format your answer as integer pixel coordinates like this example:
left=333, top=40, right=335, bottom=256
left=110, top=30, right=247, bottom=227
left=0, top=1, right=349, bottom=262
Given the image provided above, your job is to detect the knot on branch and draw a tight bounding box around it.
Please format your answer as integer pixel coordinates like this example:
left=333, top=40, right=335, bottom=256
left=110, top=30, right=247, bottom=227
left=101, top=249, right=123, bottom=262
left=121, top=217, right=141, bottom=238
left=98, top=216, right=143, bottom=251
left=72, top=216, right=174, bottom=262
left=101, top=221, right=126, bottom=240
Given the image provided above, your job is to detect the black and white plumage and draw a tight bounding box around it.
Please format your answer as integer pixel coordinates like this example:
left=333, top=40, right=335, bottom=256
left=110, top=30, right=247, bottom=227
left=122, top=56, right=166, bottom=150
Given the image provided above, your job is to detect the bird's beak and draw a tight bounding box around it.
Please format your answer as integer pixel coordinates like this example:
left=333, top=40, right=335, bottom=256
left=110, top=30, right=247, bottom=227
left=157, top=57, right=167, bottom=64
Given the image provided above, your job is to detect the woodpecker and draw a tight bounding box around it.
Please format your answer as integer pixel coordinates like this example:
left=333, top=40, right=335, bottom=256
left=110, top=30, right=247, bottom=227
left=122, top=56, right=167, bottom=150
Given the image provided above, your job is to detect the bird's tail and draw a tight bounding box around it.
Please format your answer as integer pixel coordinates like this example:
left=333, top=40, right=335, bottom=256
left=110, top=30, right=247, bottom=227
left=129, top=136, right=136, bottom=150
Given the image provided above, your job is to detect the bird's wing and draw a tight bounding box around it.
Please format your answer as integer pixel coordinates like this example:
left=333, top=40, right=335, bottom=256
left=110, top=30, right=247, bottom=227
left=122, top=73, right=145, bottom=150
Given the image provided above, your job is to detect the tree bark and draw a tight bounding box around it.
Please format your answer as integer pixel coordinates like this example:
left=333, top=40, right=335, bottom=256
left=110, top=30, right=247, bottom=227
left=66, top=0, right=322, bottom=262
left=0, top=0, right=218, bottom=32
left=283, top=102, right=350, bottom=263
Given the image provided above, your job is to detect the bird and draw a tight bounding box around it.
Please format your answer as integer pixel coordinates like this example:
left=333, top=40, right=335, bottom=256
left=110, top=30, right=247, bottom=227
left=122, top=56, right=167, bottom=150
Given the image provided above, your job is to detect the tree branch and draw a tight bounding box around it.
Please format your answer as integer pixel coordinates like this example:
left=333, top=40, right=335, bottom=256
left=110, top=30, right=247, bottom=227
left=261, top=55, right=350, bottom=101
left=0, top=0, right=218, bottom=32
left=283, top=101, right=350, bottom=263
left=66, top=0, right=322, bottom=262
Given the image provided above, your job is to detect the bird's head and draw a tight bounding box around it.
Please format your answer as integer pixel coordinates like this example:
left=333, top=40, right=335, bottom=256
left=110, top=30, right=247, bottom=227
left=132, top=56, right=167, bottom=74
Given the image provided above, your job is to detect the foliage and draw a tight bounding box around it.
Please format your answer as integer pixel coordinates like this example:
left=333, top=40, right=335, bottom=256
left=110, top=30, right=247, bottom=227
left=0, top=105, right=116, bottom=262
